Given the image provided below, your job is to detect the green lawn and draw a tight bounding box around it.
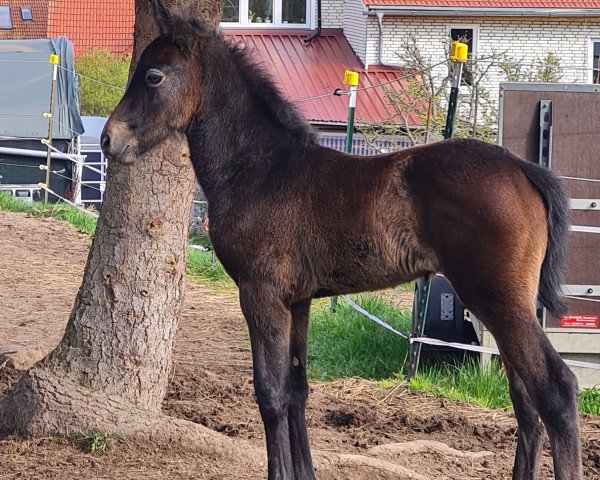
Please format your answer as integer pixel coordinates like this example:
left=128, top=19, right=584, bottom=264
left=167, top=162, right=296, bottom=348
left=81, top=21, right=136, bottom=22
left=0, top=192, right=96, bottom=235
left=307, top=295, right=411, bottom=381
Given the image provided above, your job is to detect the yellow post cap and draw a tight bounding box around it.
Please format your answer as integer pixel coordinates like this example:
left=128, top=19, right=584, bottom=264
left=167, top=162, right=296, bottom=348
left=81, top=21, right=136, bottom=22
left=343, top=69, right=360, bottom=87
left=450, top=41, right=469, bottom=63
left=49, top=54, right=59, bottom=64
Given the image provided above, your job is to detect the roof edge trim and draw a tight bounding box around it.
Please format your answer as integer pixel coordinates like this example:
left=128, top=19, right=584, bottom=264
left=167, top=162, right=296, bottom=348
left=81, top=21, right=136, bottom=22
left=364, top=6, right=600, bottom=17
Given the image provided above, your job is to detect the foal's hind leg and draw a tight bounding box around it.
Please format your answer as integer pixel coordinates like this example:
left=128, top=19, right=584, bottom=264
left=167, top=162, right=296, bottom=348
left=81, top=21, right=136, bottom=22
left=239, top=283, right=294, bottom=480
left=501, top=354, right=545, bottom=479
left=477, top=305, right=581, bottom=480
left=288, top=300, right=315, bottom=480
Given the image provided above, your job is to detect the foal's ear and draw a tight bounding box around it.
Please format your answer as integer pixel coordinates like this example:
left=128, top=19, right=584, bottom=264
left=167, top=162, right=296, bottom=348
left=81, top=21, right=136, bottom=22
left=151, top=0, right=174, bottom=35
left=173, top=25, right=201, bottom=54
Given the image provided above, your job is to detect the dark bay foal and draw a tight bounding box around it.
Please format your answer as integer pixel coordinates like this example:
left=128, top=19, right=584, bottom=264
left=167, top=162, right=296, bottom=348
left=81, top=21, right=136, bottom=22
left=101, top=9, right=581, bottom=480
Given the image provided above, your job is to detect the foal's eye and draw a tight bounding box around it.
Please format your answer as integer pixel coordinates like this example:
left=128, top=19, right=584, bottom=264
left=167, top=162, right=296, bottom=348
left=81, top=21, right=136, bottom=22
left=145, top=69, right=165, bottom=87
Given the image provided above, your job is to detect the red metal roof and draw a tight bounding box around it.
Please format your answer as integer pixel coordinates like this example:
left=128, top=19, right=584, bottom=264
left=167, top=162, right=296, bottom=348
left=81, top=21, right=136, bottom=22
left=224, top=29, right=417, bottom=125
left=0, top=0, right=48, bottom=40
left=47, top=0, right=134, bottom=55
left=363, top=0, right=600, bottom=7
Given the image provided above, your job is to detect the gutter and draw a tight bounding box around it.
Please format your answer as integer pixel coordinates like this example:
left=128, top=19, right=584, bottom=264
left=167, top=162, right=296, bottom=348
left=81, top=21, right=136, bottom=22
left=364, top=6, right=600, bottom=17
left=304, top=0, right=322, bottom=44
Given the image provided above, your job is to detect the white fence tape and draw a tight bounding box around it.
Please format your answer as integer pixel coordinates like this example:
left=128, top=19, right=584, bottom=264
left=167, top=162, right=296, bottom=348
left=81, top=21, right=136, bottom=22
left=341, top=295, right=408, bottom=339
left=409, top=337, right=498, bottom=355
left=409, top=337, right=600, bottom=371
left=43, top=142, right=105, bottom=176
left=566, top=295, right=600, bottom=303
left=560, top=175, right=600, bottom=184
left=340, top=294, right=600, bottom=371
left=189, top=244, right=210, bottom=252
left=38, top=184, right=99, bottom=219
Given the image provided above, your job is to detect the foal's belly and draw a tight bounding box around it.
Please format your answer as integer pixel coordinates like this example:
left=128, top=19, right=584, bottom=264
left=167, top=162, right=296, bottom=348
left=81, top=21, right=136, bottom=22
left=311, top=248, right=422, bottom=298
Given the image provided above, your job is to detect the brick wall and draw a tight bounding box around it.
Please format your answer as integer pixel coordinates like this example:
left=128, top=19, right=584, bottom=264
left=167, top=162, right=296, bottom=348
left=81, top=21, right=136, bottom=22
left=321, top=0, right=345, bottom=28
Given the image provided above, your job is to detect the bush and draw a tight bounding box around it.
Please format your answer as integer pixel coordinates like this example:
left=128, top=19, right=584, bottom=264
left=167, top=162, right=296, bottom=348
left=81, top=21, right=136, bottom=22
left=76, top=50, right=130, bottom=117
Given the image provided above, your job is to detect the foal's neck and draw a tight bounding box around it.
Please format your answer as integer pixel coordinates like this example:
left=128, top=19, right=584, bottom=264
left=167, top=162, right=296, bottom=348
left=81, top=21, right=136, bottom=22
left=186, top=42, right=316, bottom=204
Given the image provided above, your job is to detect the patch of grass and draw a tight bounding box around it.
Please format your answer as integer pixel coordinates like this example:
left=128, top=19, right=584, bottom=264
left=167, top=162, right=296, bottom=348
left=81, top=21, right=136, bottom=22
left=72, top=431, right=115, bottom=454
left=186, top=249, right=233, bottom=286
left=307, top=295, right=411, bottom=381
left=579, top=387, right=600, bottom=416
left=410, top=358, right=513, bottom=411
left=0, top=192, right=97, bottom=235
left=411, top=360, right=600, bottom=416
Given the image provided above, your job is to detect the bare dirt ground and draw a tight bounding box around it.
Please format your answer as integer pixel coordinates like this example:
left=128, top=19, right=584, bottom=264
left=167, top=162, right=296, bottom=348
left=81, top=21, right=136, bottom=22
left=0, top=210, right=599, bottom=479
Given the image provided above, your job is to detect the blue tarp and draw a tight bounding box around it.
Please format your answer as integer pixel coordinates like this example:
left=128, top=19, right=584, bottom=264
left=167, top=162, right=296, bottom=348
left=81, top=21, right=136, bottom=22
left=0, top=37, right=84, bottom=140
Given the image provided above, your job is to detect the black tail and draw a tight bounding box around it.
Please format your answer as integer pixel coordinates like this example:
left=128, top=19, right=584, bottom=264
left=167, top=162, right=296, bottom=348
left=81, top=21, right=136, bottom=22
left=518, top=161, right=571, bottom=316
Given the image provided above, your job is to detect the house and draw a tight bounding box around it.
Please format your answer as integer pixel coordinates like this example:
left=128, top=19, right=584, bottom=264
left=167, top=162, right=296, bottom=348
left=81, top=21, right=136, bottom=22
left=339, top=0, right=600, bottom=99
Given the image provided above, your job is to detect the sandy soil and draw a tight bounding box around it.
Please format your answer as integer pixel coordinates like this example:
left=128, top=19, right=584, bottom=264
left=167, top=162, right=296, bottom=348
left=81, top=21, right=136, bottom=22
left=0, top=211, right=599, bottom=479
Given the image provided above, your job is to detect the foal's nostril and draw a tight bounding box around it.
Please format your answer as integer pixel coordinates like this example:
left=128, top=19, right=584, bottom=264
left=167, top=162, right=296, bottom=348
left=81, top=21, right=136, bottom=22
left=100, top=132, right=111, bottom=152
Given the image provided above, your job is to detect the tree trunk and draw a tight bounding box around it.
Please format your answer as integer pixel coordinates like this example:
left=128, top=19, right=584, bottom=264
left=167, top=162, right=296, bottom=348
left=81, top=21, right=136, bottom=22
left=0, top=0, right=215, bottom=437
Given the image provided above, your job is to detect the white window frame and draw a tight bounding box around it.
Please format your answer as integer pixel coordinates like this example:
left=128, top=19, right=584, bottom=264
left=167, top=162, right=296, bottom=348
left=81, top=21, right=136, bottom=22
left=448, top=24, right=478, bottom=87
left=220, top=0, right=315, bottom=29
left=447, top=24, right=479, bottom=58
left=0, top=6, right=13, bottom=30
left=589, top=37, right=600, bottom=84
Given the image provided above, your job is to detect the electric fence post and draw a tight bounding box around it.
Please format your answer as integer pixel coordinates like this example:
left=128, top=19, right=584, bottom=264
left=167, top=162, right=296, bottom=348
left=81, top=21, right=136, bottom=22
left=444, top=41, right=469, bottom=139
left=408, top=41, right=468, bottom=379
left=331, top=69, right=360, bottom=314
left=43, top=53, right=59, bottom=203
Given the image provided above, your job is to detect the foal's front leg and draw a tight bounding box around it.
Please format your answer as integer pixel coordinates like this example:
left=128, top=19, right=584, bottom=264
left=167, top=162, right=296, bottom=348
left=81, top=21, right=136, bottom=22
left=239, top=283, right=294, bottom=480
left=289, top=300, right=315, bottom=480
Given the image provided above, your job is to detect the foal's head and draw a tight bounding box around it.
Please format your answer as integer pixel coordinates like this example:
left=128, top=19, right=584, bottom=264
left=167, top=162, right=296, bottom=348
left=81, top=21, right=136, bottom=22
left=101, top=11, right=208, bottom=162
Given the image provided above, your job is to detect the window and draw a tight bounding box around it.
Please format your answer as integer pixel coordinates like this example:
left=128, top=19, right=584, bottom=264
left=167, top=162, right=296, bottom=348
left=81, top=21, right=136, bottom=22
left=221, top=0, right=310, bottom=27
left=0, top=6, right=12, bottom=29
left=592, top=40, right=600, bottom=84
left=450, top=27, right=476, bottom=86
left=21, top=7, right=32, bottom=21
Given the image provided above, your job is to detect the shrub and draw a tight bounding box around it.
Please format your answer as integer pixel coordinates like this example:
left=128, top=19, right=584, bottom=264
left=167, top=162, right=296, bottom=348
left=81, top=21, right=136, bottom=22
left=76, top=50, right=130, bottom=117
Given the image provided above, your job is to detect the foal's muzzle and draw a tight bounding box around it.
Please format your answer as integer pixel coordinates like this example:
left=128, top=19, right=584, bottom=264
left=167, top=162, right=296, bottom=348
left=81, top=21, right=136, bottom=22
left=101, top=120, right=135, bottom=163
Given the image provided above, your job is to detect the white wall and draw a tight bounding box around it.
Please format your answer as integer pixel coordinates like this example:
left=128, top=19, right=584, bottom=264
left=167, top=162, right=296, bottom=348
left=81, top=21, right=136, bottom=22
left=342, top=0, right=367, bottom=61
left=321, top=0, right=344, bottom=28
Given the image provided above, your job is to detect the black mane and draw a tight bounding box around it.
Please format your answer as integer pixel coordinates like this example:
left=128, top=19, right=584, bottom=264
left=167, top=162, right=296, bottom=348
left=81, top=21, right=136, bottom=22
left=174, top=18, right=317, bottom=147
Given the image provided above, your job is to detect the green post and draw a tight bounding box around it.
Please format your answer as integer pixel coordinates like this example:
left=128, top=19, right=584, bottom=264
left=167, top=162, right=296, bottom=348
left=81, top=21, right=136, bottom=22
left=331, top=70, right=360, bottom=314
left=443, top=41, right=468, bottom=140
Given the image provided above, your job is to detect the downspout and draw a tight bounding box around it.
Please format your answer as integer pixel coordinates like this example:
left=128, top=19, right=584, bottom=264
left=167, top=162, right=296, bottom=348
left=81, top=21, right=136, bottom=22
left=304, top=0, right=322, bottom=44
left=376, top=11, right=384, bottom=64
